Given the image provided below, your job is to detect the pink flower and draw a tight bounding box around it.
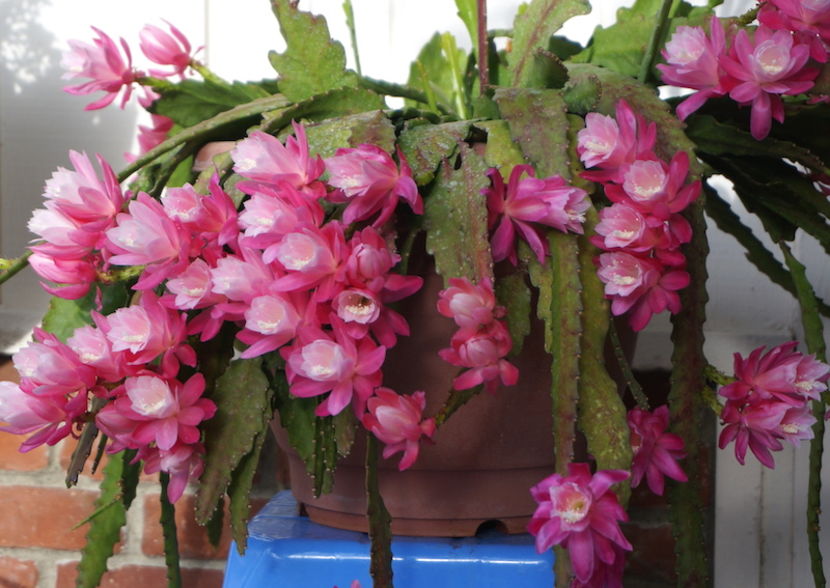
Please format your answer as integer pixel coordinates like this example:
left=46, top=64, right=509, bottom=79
left=14, top=328, right=96, bottom=397
left=237, top=293, right=303, bottom=359
left=332, top=288, right=382, bottom=326
left=0, top=381, right=76, bottom=451
left=592, top=203, right=654, bottom=252
left=436, top=277, right=502, bottom=330
left=720, top=26, right=818, bottom=139
left=28, top=253, right=99, bottom=300
left=577, top=99, right=656, bottom=182
left=67, top=324, right=127, bottom=383
left=99, top=374, right=215, bottom=452
left=270, top=223, right=348, bottom=302
left=162, top=177, right=239, bottom=247
left=139, top=21, right=194, bottom=78
left=325, top=145, right=422, bottom=227
left=140, top=442, right=206, bottom=503
left=759, top=0, right=830, bottom=61
left=282, top=320, right=385, bottom=417
left=231, top=123, right=325, bottom=196
left=719, top=397, right=788, bottom=468
left=362, top=388, right=436, bottom=470
left=62, top=27, right=140, bottom=110
left=106, top=193, right=191, bottom=290
left=657, top=17, right=731, bottom=119
left=627, top=406, right=688, bottom=495
left=528, top=463, right=631, bottom=584
left=165, top=259, right=225, bottom=311
left=438, top=321, right=519, bottom=393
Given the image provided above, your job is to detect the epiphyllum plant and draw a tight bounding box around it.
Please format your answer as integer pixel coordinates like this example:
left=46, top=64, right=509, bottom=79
left=2, top=0, right=830, bottom=586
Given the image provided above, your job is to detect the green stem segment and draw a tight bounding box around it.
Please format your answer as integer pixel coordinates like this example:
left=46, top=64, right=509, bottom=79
left=668, top=198, right=712, bottom=587
left=358, top=77, right=453, bottom=115
left=0, top=250, right=33, bottom=286
left=366, top=435, right=394, bottom=587
left=781, top=242, right=827, bottom=588
left=637, top=0, right=675, bottom=84
left=342, top=0, right=362, bottom=76
left=159, top=473, right=182, bottom=588
left=609, top=321, right=649, bottom=411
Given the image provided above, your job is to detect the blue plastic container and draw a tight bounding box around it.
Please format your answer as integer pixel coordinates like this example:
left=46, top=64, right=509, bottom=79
left=223, top=492, right=553, bottom=587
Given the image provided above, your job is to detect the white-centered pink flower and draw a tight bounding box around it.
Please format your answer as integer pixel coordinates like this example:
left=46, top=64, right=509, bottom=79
left=325, top=144, right=422, bottom=227
left=231, top=122, right=324, bottom=196
left=362, top=388, right=436, bottom=471
left=760, top=0, right=830, bottom=61
left=439, top=321, right=519, bottom=393
left=62, top=26, right=141, bottom=110
left=237, top=293, right=303, bottom=359
left=721, top=26, right=818, bottom=139
left=0, top=381, right=75, bottom=452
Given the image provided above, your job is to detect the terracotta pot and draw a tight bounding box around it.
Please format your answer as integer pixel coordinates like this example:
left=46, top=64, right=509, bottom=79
left=274, top=256, right=618, bottom=537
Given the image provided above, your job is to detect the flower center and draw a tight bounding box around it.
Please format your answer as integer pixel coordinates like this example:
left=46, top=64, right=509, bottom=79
left=551, top=482, right=592, bottom=525
left=755, top=42, right=788, bottom=76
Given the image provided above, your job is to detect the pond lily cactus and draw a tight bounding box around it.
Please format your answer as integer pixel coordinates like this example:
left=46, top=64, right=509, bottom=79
left=2, top=0, right=830, bottom=586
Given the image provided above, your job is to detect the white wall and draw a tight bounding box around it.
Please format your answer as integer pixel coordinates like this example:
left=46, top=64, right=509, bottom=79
left=1, top=0, right=825, bottom=585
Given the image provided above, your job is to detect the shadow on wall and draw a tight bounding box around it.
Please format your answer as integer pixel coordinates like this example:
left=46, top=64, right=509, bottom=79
left=0, top=0, right=139, bottom=351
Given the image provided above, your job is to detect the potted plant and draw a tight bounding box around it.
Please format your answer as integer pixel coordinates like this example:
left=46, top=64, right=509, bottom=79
left=2, top=0, right=830, bottom=586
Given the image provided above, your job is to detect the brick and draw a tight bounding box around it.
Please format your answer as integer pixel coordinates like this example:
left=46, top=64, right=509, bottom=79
left=0, top=430, right=47, bottom=471
left=56, top=562, right=223, bottom=588
left=142, top=493, right=268, bottom=559
left=0, top=556, right=38, bottom=588
left=0, top=358, right=20, bottom=383
left=0, top=486, right=97, bottom=550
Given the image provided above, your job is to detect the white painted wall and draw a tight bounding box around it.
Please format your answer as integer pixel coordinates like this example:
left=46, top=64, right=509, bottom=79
left=1, top=0, right=826, bottom=584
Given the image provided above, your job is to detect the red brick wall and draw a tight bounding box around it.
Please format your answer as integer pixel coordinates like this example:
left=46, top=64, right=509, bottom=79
left=0, top=360, right=276, bottom=588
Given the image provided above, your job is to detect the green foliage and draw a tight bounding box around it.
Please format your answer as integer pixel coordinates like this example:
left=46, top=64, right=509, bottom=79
left=397, top=121, right=472, bottom=184
left=41, top=291, right=94, bottom=342
left=150, top=79, right=270, bottom=128
left=159, top=474, right=182, bottom=588
left=495, top=272, right=532, bottom=355
left=269, top=0, right=358, bottom=102
left=227, top=425, right=268, bottom=555
left=455, top=0, right=478, bottom=48
left=424, top=145, right=493, bottom=284
left=406, top=32, right=468, bottom=115
left=493, top=88, right=570, bottom=178
left=195, top=358, right=274, bottom=525
left=508, top=0, right=590, bottom=87
left=76, top=451, right=139, bottom=588
left=305, top=111, right=395, bottom=159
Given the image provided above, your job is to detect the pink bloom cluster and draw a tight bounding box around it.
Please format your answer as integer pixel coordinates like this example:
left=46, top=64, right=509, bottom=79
left=627, top=405, right=687, bottom=495
left=437, top=277, right=519, bottom=393
left=718, top=342, right=828, bottom=468
left=62, top=22, right=198, bottom=111
left=658, top=15, right=820, bottom=139
left=578, top=99, right=699, bottom=331
left=0, top=292, right=213, bottom=502
left=483, top=164, right=589, bottom=265
left=528, top=463, right=631, bottom=587
left=14, top=121, right=441, bottom=482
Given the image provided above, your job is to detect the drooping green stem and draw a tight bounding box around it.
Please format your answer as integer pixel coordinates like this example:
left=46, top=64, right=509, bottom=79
left=637, top=0, right=675, bottom=84
left=366, top=435, right=394, bottom=587
left=441, top=33, right=470, bottom=119
left=668, top=198, right=712, bottom=587
left=117, top=94, right=291, bottom=182
left=159, top=473, right=182, bottom=588
left=433, top=385, right=482, bottom=428
left=0, top=250, right=33, bottom=286
left=781, top=242, right=827, bottom=588
left=342, top=0, right=362, bottom=76
left=609, top=321, right=649, bottom=411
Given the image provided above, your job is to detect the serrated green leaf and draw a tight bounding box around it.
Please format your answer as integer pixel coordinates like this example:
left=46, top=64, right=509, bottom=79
left=151, top=79, right=270, bottom=128
left=494, top=87, right=570, bottom=178
left=76, top=451, right=131, bottom=588
left=333, top=408, right=356, bottom=457
left=424, top=145, right=493, bottom=284
left=228, top=428, right=268, bottom=555
left=477, top=120, right=527, bottom=173
left=205, top=507, right=224, bottom=549
left=305, top=111, right=395, bottom=160
left=397, top=121, right=471, bottom=185
left=195, top=358, right=273, bottom=524
left=269, top=0, right=358, bottom=102
left=495, top=272, right=531, bottom=355
left=41, top=291, right=94, bottom=342
left=508, top=0, right=590, bottom=87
